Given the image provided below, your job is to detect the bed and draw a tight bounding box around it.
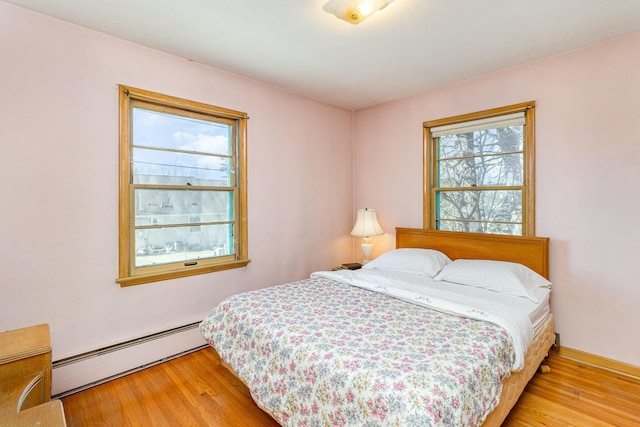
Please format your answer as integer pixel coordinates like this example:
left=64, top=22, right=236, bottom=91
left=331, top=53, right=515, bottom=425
left=200, top=228, right=555, bottom=426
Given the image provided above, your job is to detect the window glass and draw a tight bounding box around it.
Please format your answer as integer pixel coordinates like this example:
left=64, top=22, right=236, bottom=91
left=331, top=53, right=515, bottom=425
left=135, top=224, right=234, bottom=267
left=438, top=152, right=523, bottom=187
left=436, top=189, right=523, bottom=235
left=132, top=147, right=232, bottom=186
left=132, top=108, right=231, bottom=155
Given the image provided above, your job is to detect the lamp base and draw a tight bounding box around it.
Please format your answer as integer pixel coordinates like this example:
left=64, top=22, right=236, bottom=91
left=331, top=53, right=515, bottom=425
left=361, top=237, right=373, bottom=264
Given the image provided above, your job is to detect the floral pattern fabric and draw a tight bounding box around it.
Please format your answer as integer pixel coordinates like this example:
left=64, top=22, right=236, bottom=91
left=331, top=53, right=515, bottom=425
left=200, top=277, right=515, bottom=426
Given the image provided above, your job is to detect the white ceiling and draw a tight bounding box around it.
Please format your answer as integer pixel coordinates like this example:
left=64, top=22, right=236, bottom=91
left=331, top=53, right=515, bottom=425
left=6, top=0, right=640, bottom=110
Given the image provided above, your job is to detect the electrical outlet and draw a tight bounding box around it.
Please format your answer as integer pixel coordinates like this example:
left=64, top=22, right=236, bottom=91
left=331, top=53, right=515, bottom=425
left=554, top=332, right=560, bottom=347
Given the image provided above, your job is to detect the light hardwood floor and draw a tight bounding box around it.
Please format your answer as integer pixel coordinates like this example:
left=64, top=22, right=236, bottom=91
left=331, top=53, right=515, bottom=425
left=60, top=347, right=640, bottom=426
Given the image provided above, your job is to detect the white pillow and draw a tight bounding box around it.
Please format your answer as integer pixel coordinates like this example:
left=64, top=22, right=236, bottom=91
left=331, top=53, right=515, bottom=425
left=363, top=248, right=452, bottom=278
left=433, top=259, right=551, bottom=302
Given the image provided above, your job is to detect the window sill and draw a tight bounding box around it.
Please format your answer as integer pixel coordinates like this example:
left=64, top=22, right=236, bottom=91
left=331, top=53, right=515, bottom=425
left=116, top=259, right=251, bottom=287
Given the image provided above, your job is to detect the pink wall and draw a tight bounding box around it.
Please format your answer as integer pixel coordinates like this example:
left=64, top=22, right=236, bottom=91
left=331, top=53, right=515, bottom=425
left=0, top=1, right=353, bottom=374
left=354, top=33, right=640, bottom=366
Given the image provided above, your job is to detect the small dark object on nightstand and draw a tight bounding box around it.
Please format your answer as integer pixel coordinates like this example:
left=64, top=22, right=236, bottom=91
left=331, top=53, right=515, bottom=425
left=341, top=263, right=362, bottom=270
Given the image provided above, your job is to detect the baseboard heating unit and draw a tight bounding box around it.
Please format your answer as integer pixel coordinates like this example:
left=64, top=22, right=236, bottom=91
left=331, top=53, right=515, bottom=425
left=52, top=322, right=207, bottom=398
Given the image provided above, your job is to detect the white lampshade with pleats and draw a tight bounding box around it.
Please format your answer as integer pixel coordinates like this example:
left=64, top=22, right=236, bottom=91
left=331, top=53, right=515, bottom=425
left=350, top=208, right=384, bottom=263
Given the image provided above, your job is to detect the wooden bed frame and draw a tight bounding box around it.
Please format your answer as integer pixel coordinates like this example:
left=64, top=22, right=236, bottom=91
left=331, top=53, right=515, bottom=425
left=396, top=227, right=549, bottom=277
left=396, top=228, right=555, bottom=426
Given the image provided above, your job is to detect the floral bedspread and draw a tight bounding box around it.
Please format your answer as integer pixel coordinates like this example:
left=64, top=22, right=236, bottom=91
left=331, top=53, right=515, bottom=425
left=200, top=277, right=516, bottom=426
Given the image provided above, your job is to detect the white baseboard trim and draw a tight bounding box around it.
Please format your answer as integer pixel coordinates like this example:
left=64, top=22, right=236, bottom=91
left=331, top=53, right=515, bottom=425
left=52, top=322, right=207, bottom=398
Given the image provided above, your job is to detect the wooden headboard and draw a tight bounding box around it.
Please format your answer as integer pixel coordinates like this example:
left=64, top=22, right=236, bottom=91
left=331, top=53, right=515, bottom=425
left=396, top=228, right=550, bottom=278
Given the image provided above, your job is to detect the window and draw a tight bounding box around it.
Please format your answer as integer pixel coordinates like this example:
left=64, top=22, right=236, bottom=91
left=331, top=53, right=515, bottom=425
left=117, top=85, right=249, bottom=286
left=423, top=101, right=535, bottom=236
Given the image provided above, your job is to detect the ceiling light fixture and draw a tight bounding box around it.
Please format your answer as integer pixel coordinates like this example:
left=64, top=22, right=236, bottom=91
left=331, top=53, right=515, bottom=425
left=323, top=0, right=395, bottom=25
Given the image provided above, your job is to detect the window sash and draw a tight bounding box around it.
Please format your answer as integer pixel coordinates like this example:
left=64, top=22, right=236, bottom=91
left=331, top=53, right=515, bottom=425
left=131, top=186, right=236, bottom=271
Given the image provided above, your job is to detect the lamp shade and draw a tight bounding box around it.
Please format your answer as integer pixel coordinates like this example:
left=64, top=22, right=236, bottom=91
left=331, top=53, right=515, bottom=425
left=323, top=0, right=395, bottom=25
left=350, top=208, right=384, bottom=237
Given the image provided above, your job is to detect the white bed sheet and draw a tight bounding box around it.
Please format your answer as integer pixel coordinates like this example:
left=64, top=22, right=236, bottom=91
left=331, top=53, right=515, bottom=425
left=529, top=288, right=550, bottom=336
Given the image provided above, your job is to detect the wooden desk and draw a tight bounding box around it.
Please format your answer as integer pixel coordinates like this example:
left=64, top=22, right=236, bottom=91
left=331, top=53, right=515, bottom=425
left=0, top=324, right=51, bottom=411
left=3, top=400, right=66, bottom=426
left=0, top=324, right=65, bottom=425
